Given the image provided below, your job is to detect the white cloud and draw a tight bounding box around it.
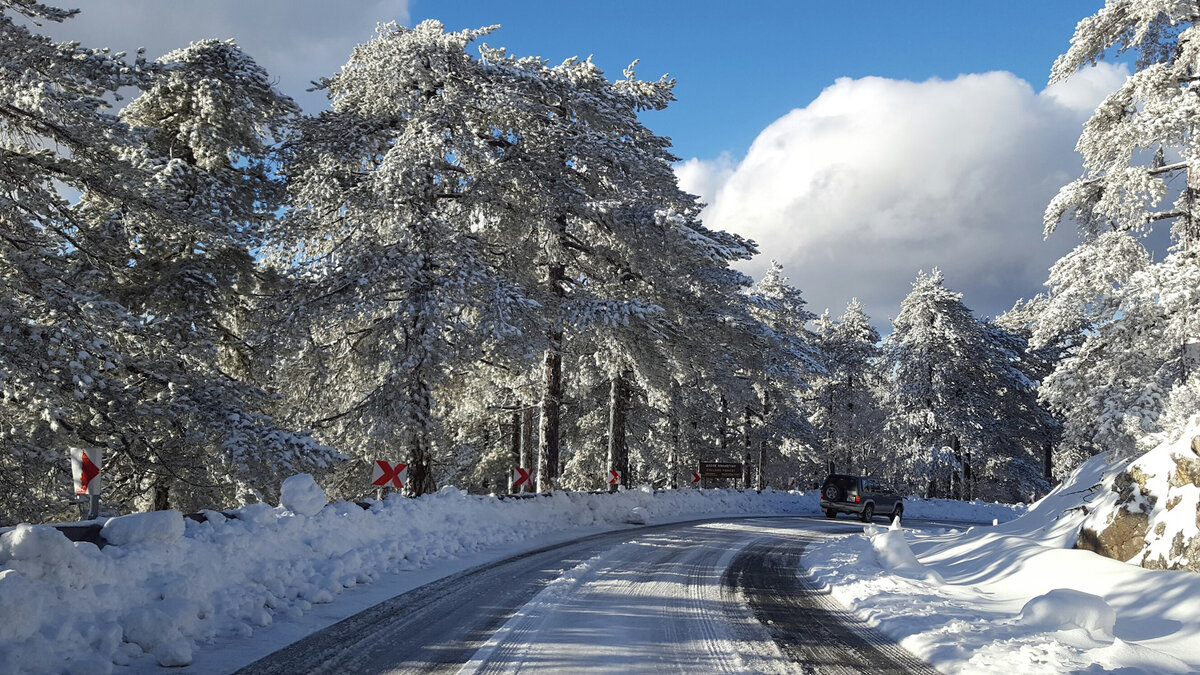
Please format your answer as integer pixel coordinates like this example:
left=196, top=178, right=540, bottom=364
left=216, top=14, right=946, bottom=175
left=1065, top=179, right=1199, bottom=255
left=677, top=63, right=1130, bottom=328
left=41, top=0, right=412, bottom=112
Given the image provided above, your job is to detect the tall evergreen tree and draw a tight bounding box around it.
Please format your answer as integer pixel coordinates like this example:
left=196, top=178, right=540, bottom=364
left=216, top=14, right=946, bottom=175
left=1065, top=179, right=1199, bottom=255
left=0, top=0, right=144, bottom=523
left=883, top=270, right=993, bottom=498
left=746, top=261, right=823, bottom=487
left=810, top=299, right=884, bottom=477
left=270, top=22, right=529, bottom=496
left=1037, top=0, right=1200, bottom=470
left=73, top=39, right=333, bottom=512
left=477, top=48, right=702, bottom=491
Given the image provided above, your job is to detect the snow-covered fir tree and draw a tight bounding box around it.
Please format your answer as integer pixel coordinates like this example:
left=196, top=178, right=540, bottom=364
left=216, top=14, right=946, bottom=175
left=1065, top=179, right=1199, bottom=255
left=0, top=1, right=147, bottom=524
left=1035, top=0, right=1200, bottom=470
left=810, top=299, right=885, bottom=478
left=554, top=204, right=760, bottom=491
left=883, top=270, right=998, bottom=498
left=269, top=22, right=530, bottom=497
left=975, top=320, right=1057, bottom=500
left=475, top=47, right=728, bottom=491
left=744, top=261, right=823, bottom=487
left=71, top=39, right=335, bottom=513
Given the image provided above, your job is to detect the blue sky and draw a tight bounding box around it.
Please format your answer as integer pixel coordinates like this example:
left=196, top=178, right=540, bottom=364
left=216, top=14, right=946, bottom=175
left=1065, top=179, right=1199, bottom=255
left=408, top=1, right=1102, bottom=162
left=47, top=0, right=1117, bottom=326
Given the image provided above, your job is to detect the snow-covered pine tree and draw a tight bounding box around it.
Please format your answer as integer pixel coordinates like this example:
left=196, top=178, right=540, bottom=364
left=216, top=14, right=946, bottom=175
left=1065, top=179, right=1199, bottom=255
left=555, top=205, right=760, bottom=491
left=809, top=299, right=885, bottom=477
left=883, top=270, right=995, bottom=498
left=1038, top=0, right=1200, bottom=469
left=1018, top=232, right=1150, bottom=473
left=0, top=1, right=146, bottom=524
left=1035, top=2, right=1200, bottom=568
left=976, top=320, right=1057, bottom=500
left=745, top=261, right=823, bottom=488
left=476, top=49, right=702, bottom=491
left=271, top=22, right=529, bottom=497
left=72, top=39, right=335, bottom=512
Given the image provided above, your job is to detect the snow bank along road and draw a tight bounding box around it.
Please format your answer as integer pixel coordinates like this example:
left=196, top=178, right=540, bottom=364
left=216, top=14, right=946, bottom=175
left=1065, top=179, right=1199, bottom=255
left=237, top=516, right=940, bottom=674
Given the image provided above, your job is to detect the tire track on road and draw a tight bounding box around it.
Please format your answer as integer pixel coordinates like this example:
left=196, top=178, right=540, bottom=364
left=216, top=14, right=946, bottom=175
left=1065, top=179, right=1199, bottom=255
left=724, top=532, right=938, bottom=674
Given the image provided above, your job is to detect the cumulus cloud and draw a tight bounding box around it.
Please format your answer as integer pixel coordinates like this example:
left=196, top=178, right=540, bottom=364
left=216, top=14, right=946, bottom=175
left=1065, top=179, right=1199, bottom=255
left=41, top=0, right=412, bottom=112
left=677, top=64, right=1129, bottom=328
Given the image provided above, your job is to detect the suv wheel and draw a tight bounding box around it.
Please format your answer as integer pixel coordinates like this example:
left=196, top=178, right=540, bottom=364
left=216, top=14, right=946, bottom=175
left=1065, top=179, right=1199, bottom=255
left=860, top=503, right=875, bottom=522
left=824, top=485, right=841, bottom=501
left=824, top=508, right=836, bottom=519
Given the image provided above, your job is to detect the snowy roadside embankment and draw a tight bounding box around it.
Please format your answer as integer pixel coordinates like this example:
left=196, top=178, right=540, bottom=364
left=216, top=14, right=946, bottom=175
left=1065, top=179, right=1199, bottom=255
left=893, top=496, right=1025, bottom=524
left=0, top=483, right=814, bottom=674
left=802, top=455, right=1200, bottom=673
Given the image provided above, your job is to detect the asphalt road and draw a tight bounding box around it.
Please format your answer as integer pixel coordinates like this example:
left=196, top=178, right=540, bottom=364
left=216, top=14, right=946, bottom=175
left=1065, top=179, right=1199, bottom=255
left=236, top=516, right=942, bottom=674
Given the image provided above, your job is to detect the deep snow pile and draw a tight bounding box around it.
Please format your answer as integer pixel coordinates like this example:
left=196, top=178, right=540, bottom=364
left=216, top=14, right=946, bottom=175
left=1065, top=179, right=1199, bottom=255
left=802, top=455, right=1200, bottom=673
left=0, top=485, right=813, bottom=674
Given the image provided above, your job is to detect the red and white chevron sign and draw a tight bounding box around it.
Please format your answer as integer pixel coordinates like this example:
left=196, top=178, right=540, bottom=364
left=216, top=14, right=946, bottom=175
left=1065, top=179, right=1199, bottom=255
left=691, top=471, right=701, bottom=484
left=608, top=470, right=621, bottom=485
left=70, top=448, right=102, bottom=495
left=512, top=467, right=532, bottom=487
left=370, top=460, right=408, bottom=488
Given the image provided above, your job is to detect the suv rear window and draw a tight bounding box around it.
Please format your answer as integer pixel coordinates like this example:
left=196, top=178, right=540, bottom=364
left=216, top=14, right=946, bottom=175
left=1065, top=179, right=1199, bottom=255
left=826, top=475, right=857, bottom=492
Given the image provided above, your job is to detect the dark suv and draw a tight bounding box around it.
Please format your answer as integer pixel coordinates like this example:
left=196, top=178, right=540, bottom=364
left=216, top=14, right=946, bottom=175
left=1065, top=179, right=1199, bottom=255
left=820, top=474, right=903, bottom=522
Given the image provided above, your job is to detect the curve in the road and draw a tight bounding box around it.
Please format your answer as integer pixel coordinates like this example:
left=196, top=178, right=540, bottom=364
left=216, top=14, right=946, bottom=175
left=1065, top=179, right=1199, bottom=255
left=235, top=516, right=938, bottom=674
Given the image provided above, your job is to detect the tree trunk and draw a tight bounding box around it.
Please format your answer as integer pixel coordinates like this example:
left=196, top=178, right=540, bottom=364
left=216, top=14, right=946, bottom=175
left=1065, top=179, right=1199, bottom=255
left=538, top=324, right=563, bottom=493
left=538, top=207, right=568, bottom=493
left=521, top=407, right=535, bottom=493
left=509, top=410, right=521, bottom=493
left=406, top=434, right=436, bottom=497
left=758, top=441, right=766, bottom=491
left=964, top=448, right=973, bottom=500
left=606, top=371, right=629, bottom=492
left=152, top=482, right=170, bottom=511
left=719, top=395, right=729, bottom=457
left=1043, top=442, right=1053, bottom=482
left=669, top=416, right=680, bottom=489
left=743, top=406, right=752, bottom=489
left=950, top=436, right=962, bottom=500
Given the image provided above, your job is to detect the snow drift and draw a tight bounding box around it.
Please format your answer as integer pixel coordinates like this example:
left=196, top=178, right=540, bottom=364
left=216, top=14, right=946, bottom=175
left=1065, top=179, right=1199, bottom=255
left=801, top=445, right=1200, bottom=673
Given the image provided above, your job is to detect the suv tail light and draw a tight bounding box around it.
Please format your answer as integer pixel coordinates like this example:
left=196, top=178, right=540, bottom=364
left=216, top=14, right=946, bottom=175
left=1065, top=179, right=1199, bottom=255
left=854, top=496, right=861, bottom=503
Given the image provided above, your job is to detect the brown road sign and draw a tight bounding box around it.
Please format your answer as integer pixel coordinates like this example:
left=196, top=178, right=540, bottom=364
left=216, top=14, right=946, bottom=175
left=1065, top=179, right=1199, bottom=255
left=699, top=461, right=743, bottom=479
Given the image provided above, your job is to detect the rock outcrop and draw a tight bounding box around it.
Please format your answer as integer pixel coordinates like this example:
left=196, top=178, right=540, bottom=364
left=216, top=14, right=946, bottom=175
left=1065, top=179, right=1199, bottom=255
left=1074, top=431, right=1200, bottom=572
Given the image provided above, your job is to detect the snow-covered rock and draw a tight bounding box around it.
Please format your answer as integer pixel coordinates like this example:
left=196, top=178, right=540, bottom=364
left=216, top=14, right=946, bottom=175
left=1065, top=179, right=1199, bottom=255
left=1076, top=419, right=1200, bottom=571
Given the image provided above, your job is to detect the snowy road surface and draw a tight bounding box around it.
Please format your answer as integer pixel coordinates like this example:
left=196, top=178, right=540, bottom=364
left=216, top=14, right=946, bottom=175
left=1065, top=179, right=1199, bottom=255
left=236, top=516, right=938, bottom=674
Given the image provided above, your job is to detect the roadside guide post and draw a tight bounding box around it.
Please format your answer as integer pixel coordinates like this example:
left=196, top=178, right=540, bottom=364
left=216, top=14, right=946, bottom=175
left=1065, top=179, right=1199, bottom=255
left=370, top=460, right=408, bottom=500
left=69, top=448, right=102, bottom=520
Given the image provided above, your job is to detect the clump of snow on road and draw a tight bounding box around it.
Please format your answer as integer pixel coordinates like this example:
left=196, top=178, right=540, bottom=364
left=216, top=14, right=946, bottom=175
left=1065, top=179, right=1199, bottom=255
left=802, top=454, right=1200, bottom=673
left=0, top=485, right=815, bottom=674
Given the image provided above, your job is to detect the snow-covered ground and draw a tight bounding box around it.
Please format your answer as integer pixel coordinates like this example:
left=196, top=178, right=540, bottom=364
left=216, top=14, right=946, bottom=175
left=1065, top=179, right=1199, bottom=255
left=803, top=453, right=1200, bottom=673
left=0, top=479, right=1024, bottom=675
